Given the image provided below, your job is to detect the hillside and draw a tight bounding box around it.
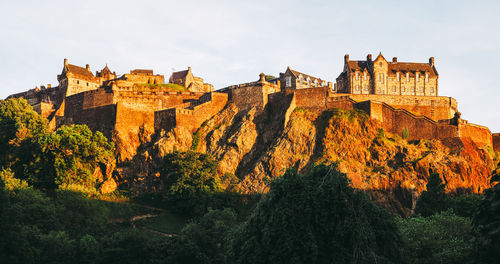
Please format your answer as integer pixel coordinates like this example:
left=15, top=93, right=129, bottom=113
left=120, top=103, right=496, bottom=215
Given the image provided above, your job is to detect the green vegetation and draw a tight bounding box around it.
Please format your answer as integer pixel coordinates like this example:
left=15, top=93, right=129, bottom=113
left=190, top=129, right=201, bottom=150
left=135, top=83, right=188, bottom=92
left=402, top=128, right=409, bottom=139
left=1, top=97, right=500, bottom=263
left=227, top=164, right=404, bottom=264
left=265, top=74, right=276, bottom=81
left=398, top=210, right=476, bottom=264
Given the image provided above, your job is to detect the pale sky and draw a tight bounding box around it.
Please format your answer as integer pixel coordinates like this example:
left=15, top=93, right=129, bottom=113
left=1, top=0, right=499, bottom=131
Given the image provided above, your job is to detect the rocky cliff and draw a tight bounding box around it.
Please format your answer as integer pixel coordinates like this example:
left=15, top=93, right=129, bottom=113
left=119, top=103, right=496, bottom=215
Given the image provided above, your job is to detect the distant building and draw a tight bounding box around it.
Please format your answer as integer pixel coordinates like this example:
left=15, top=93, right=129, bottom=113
left=169, top=67, right=214, bottom=93
left=336, top=53, right=439, bottom=96
left=279, top=67, right=329, bottom=90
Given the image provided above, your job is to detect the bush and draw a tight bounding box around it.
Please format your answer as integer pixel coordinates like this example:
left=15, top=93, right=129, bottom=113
left=402, top=128, right=409, bottom=140
left=398, top=210, right=476, bottom=264
left=414, top=172, right=448, bottom=217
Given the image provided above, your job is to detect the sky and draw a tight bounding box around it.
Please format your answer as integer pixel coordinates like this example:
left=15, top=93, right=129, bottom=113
left=1, top=0, right=499, bottom=131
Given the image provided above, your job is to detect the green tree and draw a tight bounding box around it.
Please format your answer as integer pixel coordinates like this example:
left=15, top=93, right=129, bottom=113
left=160, top=151, right=222, bottom=214
left=169, top=208, right=238, bottom=264
left=398, top=210, right=476, bottom=264
left=414, top=172, right=448, bottom=217
left=474, top=163, right=500, bottom=263
left=227, top=164, right=403, bottom=264
left=0, top=98, right=47, bottom=169
left=33, top=124, right=115, bottom=192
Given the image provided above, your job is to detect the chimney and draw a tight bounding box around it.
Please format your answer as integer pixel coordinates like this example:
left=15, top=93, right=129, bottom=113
left=344, top=54, right=349, bottom=62
left=64, top=58, right=68, bottom=66
left=47, top=84, right=51, bottom=88
left=260, top=72, right=266, bottom=82
left=188, top=66, right=192, bottom=72
left=367, top=54, right=372, bottom=61
left=429, top=57, right=435, bottom=66
left=86, top=64, right=90, bottom=71
left=393, top=57, right=397, bottom=63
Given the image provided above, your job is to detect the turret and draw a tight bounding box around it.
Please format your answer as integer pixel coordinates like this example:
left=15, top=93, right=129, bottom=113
left=344, top=54, right=350, bottom=62
left=393, top=57, right=397, bottom=63
left=429, top=57, right=435, bottom=66
left=367, top=54, right=372, bottom=61
left=64, top=58, right=68, bottom=66
left=86, top=64, right=90, bottom=71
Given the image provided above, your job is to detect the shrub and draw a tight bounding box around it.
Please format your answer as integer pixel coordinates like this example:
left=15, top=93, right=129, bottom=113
left=402, top=128, right=409, bottom=140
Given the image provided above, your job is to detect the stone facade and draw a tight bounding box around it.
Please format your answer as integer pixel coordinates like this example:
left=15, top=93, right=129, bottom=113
left=336, top=53, right=439, bottom=96
left=169, top=67, right=214, bottom=93
left=279, top=67, right=330, bottom=90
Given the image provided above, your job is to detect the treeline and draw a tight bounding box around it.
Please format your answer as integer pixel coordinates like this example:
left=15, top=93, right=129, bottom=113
left=1, top=98, right=500, bottom=264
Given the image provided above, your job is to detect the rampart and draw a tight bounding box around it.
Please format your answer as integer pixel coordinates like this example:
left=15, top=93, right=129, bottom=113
left=154, top=92, right=228, bottom=133
left=329, top=93, right=457, bottom=121
left=220, top=79, right=280, bottom=111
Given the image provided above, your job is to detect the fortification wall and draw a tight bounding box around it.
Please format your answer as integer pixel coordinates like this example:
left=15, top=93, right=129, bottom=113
left=493, top=133, right=500, bottom=151
left=154, top=92, right=228, bottom=133
left=32, top=102, right=55, bottom=119
left=458, top=123, right=492, bottom=148
left=286, top=87, right=328, bottom=109
left=113, top=89, right=204, bottom=111
left=330, top=94, right=457, bottom=121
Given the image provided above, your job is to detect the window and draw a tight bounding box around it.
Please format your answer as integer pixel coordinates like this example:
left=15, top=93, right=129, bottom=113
left=77, top=80, right=79, bottom=84
left=431, top=88, right=434, bottom=94
left=364, top=72, right=367, bottom=80
left=356, top=72, right=359, bottom=80
left=365, top=85, right=368, bottom=91
left=416, top=73, right=419, bottom=82
left=356, top=85, right=359, bottom=91
left=393, top=86, right=396, bottom=92
left=402, top=86, right=405, bottom=92
left=406, top=73, right=409, bottom=82
left=86, top=82, right=89, bottom=86
left=285, top=76, right=291, bottom=87
left=379, top=62, right=383, bottom=67
left=425, top=73, right=429, bottom=83
left=420, top=87, right=424, bottom=92
left=397, top=72, right=400, bottom=81
left=382, top=74, right=385, bottom=84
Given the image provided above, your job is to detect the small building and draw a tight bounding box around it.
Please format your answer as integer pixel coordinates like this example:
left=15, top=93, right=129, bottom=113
left=57, top=58, right=101, bottom=96
left=279, top=67, right=328, bottom=90
left=120, top=69, right=165, bottom=85
left=169, top=67, right=214, bottom=93
left=336, top=53, right=439, bottom=96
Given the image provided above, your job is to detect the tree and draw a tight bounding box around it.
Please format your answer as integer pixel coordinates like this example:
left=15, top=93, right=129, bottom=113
left=227, top=164, right=403, bottom=264
left=168, top=208, right=238, bottom=264
left=474, top=163, right=500, bottom=263
left=0, top=98, right=47, bottom=168
left=32, top=124, right=115, bottom=192
left=398, top=210, right=476, bottom=264
left=159, top=151, right=223, bottom=214
left=414, top=172, right=448, bottom=217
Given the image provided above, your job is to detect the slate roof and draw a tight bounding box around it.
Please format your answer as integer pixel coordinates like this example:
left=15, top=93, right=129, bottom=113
left=66, top=64, right=94, bottom=78
left=170, top=69, right=189, bottom=80
left=288, top=67, right=324, bottom=82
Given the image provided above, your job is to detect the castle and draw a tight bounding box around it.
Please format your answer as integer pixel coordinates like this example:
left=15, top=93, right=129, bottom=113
left=6, top=54, right=499, bottom=160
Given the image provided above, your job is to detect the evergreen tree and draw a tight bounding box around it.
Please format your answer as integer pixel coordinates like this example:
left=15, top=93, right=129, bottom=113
left=414, top=172, right=448, bottom=217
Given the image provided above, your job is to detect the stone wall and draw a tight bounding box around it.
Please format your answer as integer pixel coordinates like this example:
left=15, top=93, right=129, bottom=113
left=493, top=133, right=500, bottom=151
left=458, top=123, right=493, bottom=148
left=285, top=87, right=328, bottom=109
left=329, top=93, right=457, bottom=121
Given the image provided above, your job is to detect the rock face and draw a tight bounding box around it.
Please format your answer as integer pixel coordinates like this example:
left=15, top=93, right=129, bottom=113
left=123, top=104, right=495, bottom=215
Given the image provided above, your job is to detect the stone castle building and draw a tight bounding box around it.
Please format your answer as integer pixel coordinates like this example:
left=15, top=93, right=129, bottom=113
left=5, top=54, right=497, bottom=159
left=336, top=53, right=438, bottom=96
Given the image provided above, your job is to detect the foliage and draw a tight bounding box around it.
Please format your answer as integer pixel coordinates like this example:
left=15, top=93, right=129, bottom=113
left=474, top=164, right=500, bottom=263
left=160, top=151, right=225, bottom=215
left=191, top=129, right=201, bottom=150
left=168, top=208, right=238, bottom=263
left=0, top=168, right=29, bottom=190
left=414, top=172, right=448, bottom=217
left=402, top=128, right=409, bottom=140
left=265, top=75, right=276, bottom=81
left=398, top=210, right=476, bottom=264
left=32, top=124, right=115, bottom=192
left=227, top=164, right=403, bottom=264
left=0, top=98, right=47, bottom=168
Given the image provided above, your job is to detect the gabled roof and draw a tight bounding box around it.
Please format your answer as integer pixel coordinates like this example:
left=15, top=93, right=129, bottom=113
left=65, top=64, right=94, bottom=78
left=388, top=62, right=438, bottom=76
left=170, top=69, right=189, bottom=80
left=287, top=67, right=324, bottom=82
left=374, top=52, right=387, bottom=62
left=347, top=61, right=370, bottom=72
